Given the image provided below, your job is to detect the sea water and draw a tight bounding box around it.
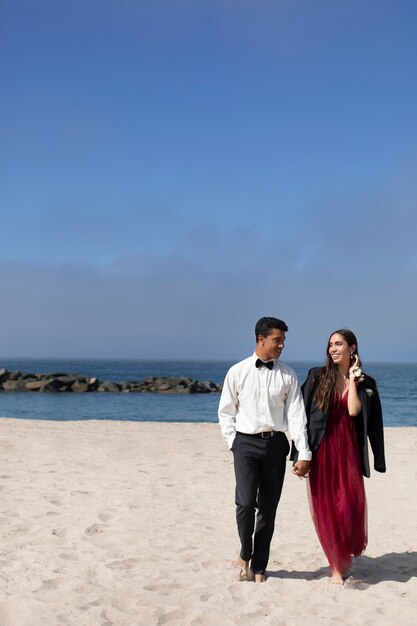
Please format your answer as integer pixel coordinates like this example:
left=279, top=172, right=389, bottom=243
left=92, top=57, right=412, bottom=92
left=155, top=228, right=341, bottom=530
left=0, top=359, right=415, bottom=426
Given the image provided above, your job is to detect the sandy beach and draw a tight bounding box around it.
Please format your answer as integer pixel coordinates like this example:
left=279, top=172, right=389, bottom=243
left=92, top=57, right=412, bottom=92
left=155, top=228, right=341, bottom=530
left=0, top=419, right=416, bottom=626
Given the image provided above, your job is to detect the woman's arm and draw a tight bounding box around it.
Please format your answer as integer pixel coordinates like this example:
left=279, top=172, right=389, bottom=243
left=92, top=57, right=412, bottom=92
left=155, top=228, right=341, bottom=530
left=347, top=356, right=362, bottom=416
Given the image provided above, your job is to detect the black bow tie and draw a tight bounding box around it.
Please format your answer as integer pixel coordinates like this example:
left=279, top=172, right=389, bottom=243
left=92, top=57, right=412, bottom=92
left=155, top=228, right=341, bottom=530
left=255, top=358, right=274, bottom=370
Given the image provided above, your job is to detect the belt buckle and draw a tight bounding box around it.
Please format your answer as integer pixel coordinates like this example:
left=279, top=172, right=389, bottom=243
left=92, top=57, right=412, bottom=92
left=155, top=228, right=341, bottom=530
left=261, top=431, right=273, bottom=439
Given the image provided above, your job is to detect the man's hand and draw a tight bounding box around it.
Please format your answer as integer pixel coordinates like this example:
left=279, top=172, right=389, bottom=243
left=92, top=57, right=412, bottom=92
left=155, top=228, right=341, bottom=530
left=292, top=460, right=311, bottom=478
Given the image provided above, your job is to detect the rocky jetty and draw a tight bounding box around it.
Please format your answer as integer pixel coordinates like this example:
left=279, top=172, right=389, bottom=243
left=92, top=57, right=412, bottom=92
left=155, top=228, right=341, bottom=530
left=0, top=368, right=221, bottom=394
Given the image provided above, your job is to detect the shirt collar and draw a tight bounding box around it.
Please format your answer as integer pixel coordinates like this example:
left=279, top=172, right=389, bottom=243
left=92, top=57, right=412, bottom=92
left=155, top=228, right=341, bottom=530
left=252, top=351, right=276, bottom=366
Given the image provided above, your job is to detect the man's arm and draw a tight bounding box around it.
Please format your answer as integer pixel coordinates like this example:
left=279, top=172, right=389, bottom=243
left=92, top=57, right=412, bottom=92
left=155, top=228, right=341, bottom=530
left=285, top=375, right=312, bottom=465
left=218, top=370, right=238, bottom=449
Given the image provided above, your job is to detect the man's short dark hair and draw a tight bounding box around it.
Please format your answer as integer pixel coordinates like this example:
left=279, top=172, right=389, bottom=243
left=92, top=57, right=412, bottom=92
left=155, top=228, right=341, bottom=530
left=255, top=317, right=288, bottom=342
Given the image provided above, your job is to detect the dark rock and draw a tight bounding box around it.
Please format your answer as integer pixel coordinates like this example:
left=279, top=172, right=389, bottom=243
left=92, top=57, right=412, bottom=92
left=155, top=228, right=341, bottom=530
left=174, top=385, right=192, bottom=394
left=8, top=371, right=22, bottom=380
left=50, top=372, right=73, bottom=377
left=87, top=377, right=99, bottom=391
left=2, top=380, right=29, bottom=392
left=155, top=382, right=172, bottom=391
left=189, top=381, right=208, bottom=393
left=55, top=376, right=78, bottom=386
left=199, top=380, right=219, bottom=391
left=25, top=377, right=71, bottom=392
left=25, top=379, right=52, bottom=391
left=38, top=378, right=67, bottom=392
left=71, top=380, right=90, bottom=393
left=120, top=382, right=132, bottom=392
left=127, top=384, right=146, bottom=392
left=97, top=381, right=121, bottom=392
left=0, top=367, right=220, bottom=394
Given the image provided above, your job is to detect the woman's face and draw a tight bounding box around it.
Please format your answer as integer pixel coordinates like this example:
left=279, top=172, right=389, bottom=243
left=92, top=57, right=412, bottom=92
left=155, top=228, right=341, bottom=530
left=328, top=333, right=355, bottom=367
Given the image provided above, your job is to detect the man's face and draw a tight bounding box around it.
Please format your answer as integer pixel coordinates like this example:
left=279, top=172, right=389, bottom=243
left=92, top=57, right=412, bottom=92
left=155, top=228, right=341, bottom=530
left=257, top=328, right=286, bottom=361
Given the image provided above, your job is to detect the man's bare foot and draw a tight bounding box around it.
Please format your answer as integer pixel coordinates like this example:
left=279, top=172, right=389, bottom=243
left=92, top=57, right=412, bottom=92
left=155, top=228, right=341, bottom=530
left=254, top=574, right=266, bottom=583
left=330, top=570, right=344, bottom=585
left=234, top=556, right=250, bottom=581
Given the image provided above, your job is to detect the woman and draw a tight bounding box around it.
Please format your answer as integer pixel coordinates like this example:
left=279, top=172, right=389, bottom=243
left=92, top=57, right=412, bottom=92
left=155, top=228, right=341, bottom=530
left=292, top=329, right=386, bottom=584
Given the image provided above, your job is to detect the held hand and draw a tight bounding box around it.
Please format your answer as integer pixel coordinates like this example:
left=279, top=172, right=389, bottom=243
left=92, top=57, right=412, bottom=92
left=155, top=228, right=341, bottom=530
left=292, top=460, right=311, bottom=479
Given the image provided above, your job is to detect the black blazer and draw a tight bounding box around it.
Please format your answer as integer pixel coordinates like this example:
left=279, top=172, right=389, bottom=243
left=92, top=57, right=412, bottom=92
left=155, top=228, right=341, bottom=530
left=291, top=367, right=386, bottom=478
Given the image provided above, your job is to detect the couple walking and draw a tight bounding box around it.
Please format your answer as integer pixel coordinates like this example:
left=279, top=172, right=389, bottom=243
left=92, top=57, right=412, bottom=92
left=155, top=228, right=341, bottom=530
left=218, top=316, right=386, bottom=584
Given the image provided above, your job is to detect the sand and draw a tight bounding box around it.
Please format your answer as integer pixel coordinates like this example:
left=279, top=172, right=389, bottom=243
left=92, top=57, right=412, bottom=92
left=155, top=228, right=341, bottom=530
left=0, top=419, right=416, bottom=626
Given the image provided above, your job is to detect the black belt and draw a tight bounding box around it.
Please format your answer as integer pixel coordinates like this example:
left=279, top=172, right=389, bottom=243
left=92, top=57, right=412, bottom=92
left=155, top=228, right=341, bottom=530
left=237, top=431, right=278, bottom=439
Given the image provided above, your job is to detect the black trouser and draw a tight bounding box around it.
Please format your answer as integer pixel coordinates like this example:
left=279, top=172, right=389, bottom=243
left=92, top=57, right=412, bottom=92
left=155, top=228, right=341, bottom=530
left=232, top=431, right=289, bottom=575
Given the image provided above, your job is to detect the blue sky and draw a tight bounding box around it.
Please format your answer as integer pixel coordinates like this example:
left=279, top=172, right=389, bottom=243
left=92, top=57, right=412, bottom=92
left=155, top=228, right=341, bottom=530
left=1, top=0, right=416, bottom=361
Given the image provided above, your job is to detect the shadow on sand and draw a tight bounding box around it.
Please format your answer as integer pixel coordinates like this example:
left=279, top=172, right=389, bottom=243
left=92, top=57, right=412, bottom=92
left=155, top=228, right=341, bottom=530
left=267, top=551, right=417, bottom=589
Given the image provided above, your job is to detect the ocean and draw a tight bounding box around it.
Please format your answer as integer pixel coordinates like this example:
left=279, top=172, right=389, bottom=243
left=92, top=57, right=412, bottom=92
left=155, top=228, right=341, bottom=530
left=0, top=359, right=416, bottom=427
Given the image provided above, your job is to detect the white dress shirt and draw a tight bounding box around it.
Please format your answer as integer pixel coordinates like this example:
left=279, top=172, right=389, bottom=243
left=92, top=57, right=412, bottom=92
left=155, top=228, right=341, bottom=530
left=218, top=352, right=311, bottom=461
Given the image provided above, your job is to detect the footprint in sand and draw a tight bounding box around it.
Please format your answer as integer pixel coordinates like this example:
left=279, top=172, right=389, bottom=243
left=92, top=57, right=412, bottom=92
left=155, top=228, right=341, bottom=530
left=59, top=553, right=78, bottom=561
left=37, top=578, right=65, bottom=591
left=158, top=607, right=202, bottom=624
left=85, top=523, right=105, bottom=535
left=46, top=498, right=62, bottom=507
left=105, top=557, right=141, bottom=571
left=51, top=527, right=80, bottom=539
left=143, top=581, right=182, bottom=593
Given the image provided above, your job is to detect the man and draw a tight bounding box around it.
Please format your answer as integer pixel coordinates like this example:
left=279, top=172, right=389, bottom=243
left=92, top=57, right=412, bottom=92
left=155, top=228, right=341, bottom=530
left=218, top=316, right=311, bottom=583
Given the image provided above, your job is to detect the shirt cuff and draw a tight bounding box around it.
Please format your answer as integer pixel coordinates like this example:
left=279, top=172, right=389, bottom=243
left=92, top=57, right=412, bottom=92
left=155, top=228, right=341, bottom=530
left=227, top=433, right=236, bottom=450
left=296, top=450, right=312, bottom=461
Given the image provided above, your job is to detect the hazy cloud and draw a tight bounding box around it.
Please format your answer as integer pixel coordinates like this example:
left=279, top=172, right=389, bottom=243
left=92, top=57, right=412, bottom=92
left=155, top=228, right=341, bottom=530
left=1, top=246, right=415, bottom=361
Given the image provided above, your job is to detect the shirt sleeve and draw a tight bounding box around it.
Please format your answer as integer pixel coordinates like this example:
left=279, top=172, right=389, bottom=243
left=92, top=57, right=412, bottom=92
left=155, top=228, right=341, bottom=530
left=218, top=369, right=238, bottom=449
left=285, top=375, right=312, bottom=461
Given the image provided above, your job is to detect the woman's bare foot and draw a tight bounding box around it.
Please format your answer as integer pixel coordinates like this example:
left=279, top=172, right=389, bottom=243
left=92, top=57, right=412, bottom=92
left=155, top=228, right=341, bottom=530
left=330, top=570, right=344, bottom=585
left=254, top=574, right=266, bottom=583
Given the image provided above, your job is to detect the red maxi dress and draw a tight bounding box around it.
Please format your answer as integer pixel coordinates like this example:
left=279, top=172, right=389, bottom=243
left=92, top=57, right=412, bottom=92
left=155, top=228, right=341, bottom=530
left=308, top=390, right=367, bottom=575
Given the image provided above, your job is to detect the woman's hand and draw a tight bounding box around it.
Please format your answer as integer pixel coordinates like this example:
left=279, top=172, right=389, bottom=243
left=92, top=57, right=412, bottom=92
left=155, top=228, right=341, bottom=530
left=349, top=354, right=361, bottom=378
left=348, top=354, right=363, bottom=415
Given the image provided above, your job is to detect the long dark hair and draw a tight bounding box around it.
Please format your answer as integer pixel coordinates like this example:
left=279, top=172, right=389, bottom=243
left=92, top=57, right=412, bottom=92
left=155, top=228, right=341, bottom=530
left=313, top=329, right=359, bottom=412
